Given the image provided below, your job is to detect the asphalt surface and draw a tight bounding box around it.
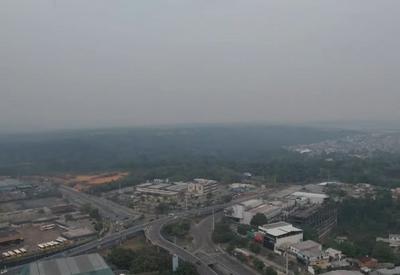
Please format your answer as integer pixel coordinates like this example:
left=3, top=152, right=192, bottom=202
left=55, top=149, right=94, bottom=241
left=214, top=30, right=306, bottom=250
left=142, top=189, right=275, bottom=275
left=146, top=218, right=218, bottom=275
left=4, top=186, right=290, bottom=274
left=191, top=213, right=260, bottom=275
left=59, top=186, right=139, bottom=222
left=5, top=222, right=149, bottom=274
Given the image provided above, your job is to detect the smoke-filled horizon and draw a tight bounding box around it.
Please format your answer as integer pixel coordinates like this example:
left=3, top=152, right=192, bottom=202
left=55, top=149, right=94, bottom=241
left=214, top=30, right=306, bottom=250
left=1, top=0, right=400, bottom=132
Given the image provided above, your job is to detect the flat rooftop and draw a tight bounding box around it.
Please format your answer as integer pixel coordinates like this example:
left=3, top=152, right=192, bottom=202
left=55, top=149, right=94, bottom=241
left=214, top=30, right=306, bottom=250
left=136, top=187, right=178, bottom=196
left=290, top=204, right=321, bottom=219
left=247, top=204, right=281, bottom=214
left=62, top=228, right=95, bottom=239
left=239, top=199, right=263, bottom=208
left=149, top=183, right=172, bottom=189
left=165, top=184, right=188, bottom=191
left=301, top=247, right=324, bottom=258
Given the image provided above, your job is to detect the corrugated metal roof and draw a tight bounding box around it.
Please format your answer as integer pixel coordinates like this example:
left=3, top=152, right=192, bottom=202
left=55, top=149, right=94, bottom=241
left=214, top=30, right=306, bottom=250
left=291, top=240, right=321, bottom=251
left=29, top=261, right=40, bottom=275
left=259, top=222, right=303, bottom=237
left=56, top=257, right=71, bottom=275
left=25, top=253, right=113, bottom=275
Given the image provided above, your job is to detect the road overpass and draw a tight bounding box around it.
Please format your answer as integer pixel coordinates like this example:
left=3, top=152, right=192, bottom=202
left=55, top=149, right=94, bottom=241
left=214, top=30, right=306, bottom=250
left=145, top=218, right=218, bottom=275
left=5, top=186, right=288, bottom=274
left=59, top=185, right=140, bottom=222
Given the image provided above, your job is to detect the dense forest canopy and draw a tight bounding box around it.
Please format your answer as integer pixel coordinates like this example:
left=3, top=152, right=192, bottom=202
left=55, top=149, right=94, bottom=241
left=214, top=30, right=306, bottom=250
left=0, top=125, right=351, bottom=174
left=1, top=124, right=400, bottom=189
left=328, top=192, right=400, bottom=263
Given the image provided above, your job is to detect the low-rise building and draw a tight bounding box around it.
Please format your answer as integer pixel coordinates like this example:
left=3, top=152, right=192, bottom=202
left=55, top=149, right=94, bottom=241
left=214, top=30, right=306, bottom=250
left=224, top=199, right=282, bottom=224
left=136, top=187, right=180, bottom=197
left=330, top=259, right=351, bottom=269
left=302, top=248, right=329, bottom=267
left=335, top=236, right=348, bottom=243
left=244, top=204, right=282, bottom=224
left=359, top=256, right=378, bottom=269
left=229, top=183, right=255, bottom=193
left=291, top=192, right=329, bottom=204
left=290, top=240, right=327, bottom=265
left=391, top=188, right=400, bottom=200
left=389, top=234, right=400, bottom=242
left=376, top=234, right=400, bottom=248
left=224, top=199, right=287, bottom=224
left=135, top=181, right=188, bottom=200
left=325, top=248, right=343, bottom=261
left=259, top=221, right=303, bottom=252
left=49, top=204, right=76, bottom=215
left=0, top=230, right=24, bottom=247
left=290, top=240, right=322, bottom=255
left=224, top=199, right=263, bottom=222
left=61, top=228, right=96, bottom=240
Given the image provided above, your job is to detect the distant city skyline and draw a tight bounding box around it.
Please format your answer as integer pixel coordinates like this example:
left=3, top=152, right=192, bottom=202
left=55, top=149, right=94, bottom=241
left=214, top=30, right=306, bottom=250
left=1, top=0, right=400, bottom=132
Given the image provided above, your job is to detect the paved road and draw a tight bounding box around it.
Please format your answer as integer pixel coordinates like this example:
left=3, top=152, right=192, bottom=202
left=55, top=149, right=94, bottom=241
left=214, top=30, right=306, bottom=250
left=5, top=186, right=293, bottom=274
left=187, top=185, right=304, bottom=275
left=191, top=213, right=260, bottom=275
left=60, top=186, right=139, bottom=222
left=146, top=218, right=218, bottom=275
left=5, top=222, right=149, bottom=274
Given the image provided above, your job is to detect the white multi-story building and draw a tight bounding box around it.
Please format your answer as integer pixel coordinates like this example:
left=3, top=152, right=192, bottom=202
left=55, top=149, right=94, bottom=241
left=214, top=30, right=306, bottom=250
left=187, top=178, right=218, bottom=196
left=259, top=222, right=303, bottom=252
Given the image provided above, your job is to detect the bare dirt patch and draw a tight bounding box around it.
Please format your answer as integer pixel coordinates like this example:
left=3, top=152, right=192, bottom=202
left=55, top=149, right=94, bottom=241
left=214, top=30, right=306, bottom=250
left=13, top=224, right=63, bottom=252
left=59, top=172, right=129, bottom=191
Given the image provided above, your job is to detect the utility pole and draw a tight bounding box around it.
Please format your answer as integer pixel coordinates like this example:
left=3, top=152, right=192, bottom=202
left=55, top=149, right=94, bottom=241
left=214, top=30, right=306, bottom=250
left=172, top=254, right=179, bottom=272
left=286, top=248, right=289, bottom=275
left=212, top=207, right=215, bottom=231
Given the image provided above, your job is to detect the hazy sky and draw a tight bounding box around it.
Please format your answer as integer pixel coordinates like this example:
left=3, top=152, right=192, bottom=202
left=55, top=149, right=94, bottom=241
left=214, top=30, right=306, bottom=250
left=1, top=0, right=400, bottom=131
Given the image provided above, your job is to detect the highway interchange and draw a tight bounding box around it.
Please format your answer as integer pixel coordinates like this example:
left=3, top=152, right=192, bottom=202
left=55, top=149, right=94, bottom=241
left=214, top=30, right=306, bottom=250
left=5, top=185, right=302, bottom=275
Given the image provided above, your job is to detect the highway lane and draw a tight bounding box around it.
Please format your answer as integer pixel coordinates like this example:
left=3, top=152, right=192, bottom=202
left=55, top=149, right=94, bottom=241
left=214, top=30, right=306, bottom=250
left=142, top=190, right=276, bottom=275
left=188, top=185, right=304, bottom=275
left=5, top=186, right=274, bottom=274
left=146, top=218, right=218, bottom=275
left=59, top=186, right=139, bottom=221
left=191, top=213, right=260, bottom=275
left=4, top=223, right=149, bottom=275
left=5, top=186, right=295, bottom=274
